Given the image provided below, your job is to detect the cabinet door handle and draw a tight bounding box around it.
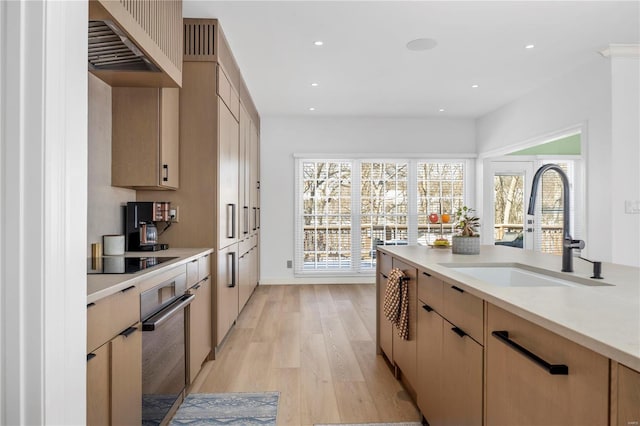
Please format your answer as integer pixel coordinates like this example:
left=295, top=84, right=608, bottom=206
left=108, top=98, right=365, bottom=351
left=381, top=273, right=388, bottom=279
left=119, top=326, right=137, bottom=338
left=451, top=285, right=464, bottom=293
left=203, top=276, right=209, bottom=282
left=451, top=326, right=467, bottom=338
left=252, top=207, right=257, bottom=231
left=422, top=271, right=432, bottom=277
left=163, top=164, right=169, bottom=182
left=192, top=283, right=202, bottom=291
left=491, top=330, right=569, bottom=375
left=87, top=353, right=96, bottom=362
left=227, top=252, right=236, bottom=287
left=244, top=206, right=249, bottom=234
left=257, top=207, right=260, bottom=229
left=121, top=285, right=136, bottom=293
left=422, top=304, right=433, bottom=312
left=227, top=204, right=236, bottom=238
left=87, top=302, right=96, bottom=308
left=191, top=259, right=198, bottom=263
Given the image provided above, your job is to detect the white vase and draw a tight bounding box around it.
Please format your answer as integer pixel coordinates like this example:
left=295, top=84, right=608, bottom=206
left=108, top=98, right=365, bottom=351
left=452, top=235, right=480, bottom=255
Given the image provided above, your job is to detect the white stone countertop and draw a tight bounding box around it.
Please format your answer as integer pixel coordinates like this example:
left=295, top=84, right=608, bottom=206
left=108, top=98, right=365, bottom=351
left=87, top=247, right=214, bottom=304
left=378, top=244, right=640, bottom=371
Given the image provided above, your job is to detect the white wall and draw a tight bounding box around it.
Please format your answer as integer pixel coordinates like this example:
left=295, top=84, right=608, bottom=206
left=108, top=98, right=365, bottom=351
left=87, top=74, right=136, bottom=255
left=260, top=116, right=476, bottom=284
left=1, top=1, right=87, bottom=424
left=476, top=57, right=617, bottom=263
left=610, top=55, right=640, bottom=266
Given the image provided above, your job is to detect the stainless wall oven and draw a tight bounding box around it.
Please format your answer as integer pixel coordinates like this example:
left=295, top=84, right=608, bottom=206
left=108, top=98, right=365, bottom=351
left=140, top=272, right=193, bottom=425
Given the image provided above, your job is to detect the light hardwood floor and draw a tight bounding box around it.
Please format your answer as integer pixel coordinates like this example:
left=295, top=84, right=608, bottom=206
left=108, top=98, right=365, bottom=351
left=190, top=284, right=421, bottom=426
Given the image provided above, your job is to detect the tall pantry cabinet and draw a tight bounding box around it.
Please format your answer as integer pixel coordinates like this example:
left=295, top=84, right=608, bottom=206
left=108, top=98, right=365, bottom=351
left=137, top=18, right=260, bottom=350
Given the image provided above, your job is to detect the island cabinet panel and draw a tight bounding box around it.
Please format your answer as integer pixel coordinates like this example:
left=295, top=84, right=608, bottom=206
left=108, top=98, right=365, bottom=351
left=486, top=304, right=609, bottom=426
left=613, top=363, right=640, bottom=426
left=441, top=280, right=483, bottom=344
left=216, top=244, right=239, bottom=346
left=391, top=258, right=417, bottom=390
left=217, top=96, right=240, bottom=250
left=417, top=270, right=443, bottom=313
left=87, top=284, right=139, bottom=353
left=378, top=271, right=393, bottom=360
left=416, top=300, right=444, bottom=424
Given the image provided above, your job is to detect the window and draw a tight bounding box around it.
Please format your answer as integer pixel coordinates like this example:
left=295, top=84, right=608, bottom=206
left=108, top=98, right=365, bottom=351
left=295, top=158, right=469, bottom=275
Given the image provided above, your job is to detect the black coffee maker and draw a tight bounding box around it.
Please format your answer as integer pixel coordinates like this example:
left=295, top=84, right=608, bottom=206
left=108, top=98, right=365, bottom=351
left=124, top=201, right=170, bottom=251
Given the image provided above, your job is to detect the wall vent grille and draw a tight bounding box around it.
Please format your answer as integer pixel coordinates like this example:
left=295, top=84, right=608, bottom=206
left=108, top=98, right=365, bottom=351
left=184, top=20, right=216, bottom=61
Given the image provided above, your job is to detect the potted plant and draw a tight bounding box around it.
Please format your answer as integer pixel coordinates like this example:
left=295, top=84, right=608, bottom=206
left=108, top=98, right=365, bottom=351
left=452, top=205, right=481, bottom=254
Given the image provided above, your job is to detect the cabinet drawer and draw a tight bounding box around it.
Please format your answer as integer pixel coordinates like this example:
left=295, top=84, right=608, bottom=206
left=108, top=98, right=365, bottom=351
left=217, top=65, right=240, bottom=120
left=441, top=280, right=483, bottom=343
left=486, top=304, right=609, bottom=426
left=417, top=270, right=443, bottom=313
left=198, top=253, right=211, bottom=281
left=186, top=258, right=199, bottom=287
left=87, top=285, right=139, bottom=353
left=377, top=250, right=392, bottom=275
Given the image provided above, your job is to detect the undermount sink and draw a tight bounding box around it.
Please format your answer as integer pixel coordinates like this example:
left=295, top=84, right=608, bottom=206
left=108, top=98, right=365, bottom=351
left=448, top=265, right=612, bottom=288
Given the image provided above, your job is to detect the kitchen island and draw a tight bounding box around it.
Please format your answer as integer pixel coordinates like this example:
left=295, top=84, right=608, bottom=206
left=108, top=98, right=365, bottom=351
left=377, top=244, right=639, bottom=426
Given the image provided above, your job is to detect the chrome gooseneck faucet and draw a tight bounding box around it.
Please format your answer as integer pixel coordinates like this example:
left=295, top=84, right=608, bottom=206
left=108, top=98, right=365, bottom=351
left=528, top=164, right=584, bottom=272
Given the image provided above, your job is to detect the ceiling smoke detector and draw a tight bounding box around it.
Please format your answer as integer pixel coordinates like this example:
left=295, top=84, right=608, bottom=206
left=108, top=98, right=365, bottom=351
left=406, top=38, right=438, bottom=51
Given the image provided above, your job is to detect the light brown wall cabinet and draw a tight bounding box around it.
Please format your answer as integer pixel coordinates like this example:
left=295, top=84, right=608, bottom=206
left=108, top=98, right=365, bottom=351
left=87, top=286, right=142, bottom=426
left=416, top=271, right=482, bottom=426
left=486, top=303, right=609, bottom=426
left=138, top=19, right=261, bottom=351
left=112, top=87, right=179, bottom=190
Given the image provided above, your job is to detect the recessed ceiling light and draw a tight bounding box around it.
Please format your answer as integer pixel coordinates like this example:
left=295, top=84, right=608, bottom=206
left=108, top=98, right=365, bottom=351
left=308, top=107, right=316, bottom=111
left=311, top=83, right=319, bottom=87
left=439, top=108, right=445, bottom=112
left=525, top=44, right=535, bottom=49
left=313, top=41, right=323, bottom=46
left=406, top=38, right=438, bottom=51
left=471, top=84, right=479, bottom=88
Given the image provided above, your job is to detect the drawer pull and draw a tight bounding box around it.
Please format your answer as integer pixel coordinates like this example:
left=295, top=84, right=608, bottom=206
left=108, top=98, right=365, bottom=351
left=191, top=259, right=198, bottom=263
left=381, top=273, right=388, bottom=279
left=451, top=327, right=467, bottom=338
left=87, top=353, right=96, bottom=362
left=422, top=271, right=432, bottom=277
left=451, top=285, right=465, bottom=293
left=203, top=276, right=209, bottom=281
left=121, top=285, right=136, bottom=293
left=87, top=302, right=96, bottom=308
left=422, top=304, right=433, bottom=312
left=491, top=330, right=569, bottom=375
left=120, top=326, right=137, bottom=337
left=192, top=283, right=202, bottom=291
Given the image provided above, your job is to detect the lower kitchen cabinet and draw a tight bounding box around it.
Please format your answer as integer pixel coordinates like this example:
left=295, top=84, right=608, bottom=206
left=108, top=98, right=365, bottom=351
left=87, top=324, right=142, bottom=426
left=417, top=298, right=482, bottom=426
left=486, top=304, right=609, bottom=426
left=613, top=362, right=640, bottom=426
left=188, top=276, right=212, bottom=384
left=391, top=258, right=417, bottom=391
left=87, top=343, right=110, bottom=426
left=378, top=271, right=393, bottom=360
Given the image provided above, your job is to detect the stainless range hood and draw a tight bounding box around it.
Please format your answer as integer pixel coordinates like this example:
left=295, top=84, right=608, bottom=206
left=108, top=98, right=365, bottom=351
left=88, top=20, right=159, bottom=72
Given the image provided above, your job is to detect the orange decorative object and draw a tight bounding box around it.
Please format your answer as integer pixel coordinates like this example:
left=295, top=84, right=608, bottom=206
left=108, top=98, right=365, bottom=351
left=441, top=213, right=451, bottom=223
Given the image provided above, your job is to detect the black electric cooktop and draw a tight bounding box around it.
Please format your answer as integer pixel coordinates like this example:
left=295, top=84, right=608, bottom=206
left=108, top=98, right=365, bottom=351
left=87, top=256, right=178, bottom=274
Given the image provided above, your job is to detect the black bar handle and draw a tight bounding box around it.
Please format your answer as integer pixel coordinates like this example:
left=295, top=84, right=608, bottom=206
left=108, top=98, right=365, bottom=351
left=203, top=276, right=209, bottom=282
left=87, top=353, right=96, bottom=362
left=192, top=283, right=202, bottom=291
left=120, top=326, right=137, bottom=337
left=253, top=207, right=257, bottom=231
left=163, top=164, right=169, bottom=182
left=244, top=206, right=249, bottom=234
left=451, top=327, right=467, bottom=338
left=227, top=252, right=236, bottom=287
left=381, top=273, right=388, bottom=279
left=191, top=259, right=198, bottom=263
left=491, top=330, right=569, bottom=375
left=451, top=285, right=465, bottom=293
left=422, top=304, right=433, bottom=312
left=422, top=271, right=432, bottom=277
left=121, top=285, right=136, bottom=293
left=87, top=302, right=96, bottom=308
left=399, top=276, right=410, bottom=283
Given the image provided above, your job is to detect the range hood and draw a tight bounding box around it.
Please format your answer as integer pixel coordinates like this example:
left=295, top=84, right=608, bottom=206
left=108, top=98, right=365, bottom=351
left=88, top=20, right=159, bottom=72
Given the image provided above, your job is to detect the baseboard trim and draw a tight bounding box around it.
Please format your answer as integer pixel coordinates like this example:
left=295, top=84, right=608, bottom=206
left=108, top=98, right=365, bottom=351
left=259, top=277, right=376, bottom=285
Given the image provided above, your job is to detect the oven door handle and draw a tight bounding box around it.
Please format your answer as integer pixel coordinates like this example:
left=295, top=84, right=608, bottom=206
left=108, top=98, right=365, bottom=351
left=142, top=294, right=195, bottom=331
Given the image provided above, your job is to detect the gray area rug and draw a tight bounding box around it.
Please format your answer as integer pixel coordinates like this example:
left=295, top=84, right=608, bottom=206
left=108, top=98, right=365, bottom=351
left=315, top=423, right=422, bottom=426
left=170, top=392, right=279, bottom=425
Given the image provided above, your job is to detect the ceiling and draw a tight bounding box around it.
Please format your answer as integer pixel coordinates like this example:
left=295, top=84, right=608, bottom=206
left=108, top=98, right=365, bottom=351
left=182, top=1, right=640, bottom=118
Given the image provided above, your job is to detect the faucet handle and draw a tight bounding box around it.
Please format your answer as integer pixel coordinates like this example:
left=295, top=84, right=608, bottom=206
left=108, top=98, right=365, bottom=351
left=566, top=239, right=585, bottom=250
